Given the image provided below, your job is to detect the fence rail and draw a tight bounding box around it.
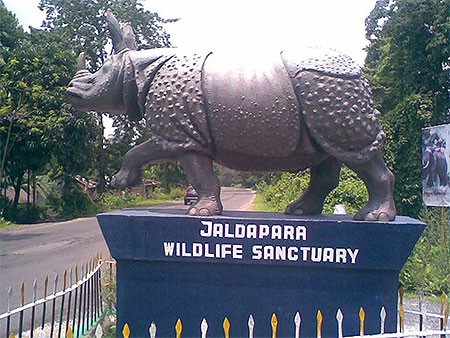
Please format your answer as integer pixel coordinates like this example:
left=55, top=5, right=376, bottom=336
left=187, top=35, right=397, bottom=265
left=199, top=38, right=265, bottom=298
left=0, top=255, right=115, bottom=338
left=100, top=305, right=448, bottom=338
left=99, top=290, right=448, bottom=338
left=1, top=259, right=448, bottom=338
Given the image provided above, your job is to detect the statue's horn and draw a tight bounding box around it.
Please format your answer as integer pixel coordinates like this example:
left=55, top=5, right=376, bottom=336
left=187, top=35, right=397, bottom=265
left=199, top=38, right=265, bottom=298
left=123, top=23, right=137, bottom=51
left=106, top=9, right=127, bottom=53
left=76, top=52, right=87, bottom=71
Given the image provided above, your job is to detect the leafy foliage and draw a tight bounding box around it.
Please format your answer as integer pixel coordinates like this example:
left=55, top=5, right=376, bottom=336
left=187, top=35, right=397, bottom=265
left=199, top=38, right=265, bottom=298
left=365, top=0, right=449, bottom=217
left=400, top=207, right=450, bottom=294
left=259, top=167, right=368, bottom=215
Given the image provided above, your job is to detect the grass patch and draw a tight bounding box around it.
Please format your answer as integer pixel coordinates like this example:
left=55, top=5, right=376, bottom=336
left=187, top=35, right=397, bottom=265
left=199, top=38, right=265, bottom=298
left=250, top=193, right=276, bottom=212
left=132, top=199, right=179, bottom=207
left=0, top=216, right=14, bottom=229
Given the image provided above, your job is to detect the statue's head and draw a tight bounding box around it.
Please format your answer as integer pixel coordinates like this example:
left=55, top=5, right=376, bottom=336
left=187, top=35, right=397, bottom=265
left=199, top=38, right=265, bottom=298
left=66, top=10, right=138, bottom=116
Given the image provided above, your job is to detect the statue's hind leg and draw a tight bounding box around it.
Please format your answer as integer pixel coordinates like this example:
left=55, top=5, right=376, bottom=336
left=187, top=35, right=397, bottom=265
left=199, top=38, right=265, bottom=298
left=178, top=153, right=223, bottom=216
left=285, top=157, right=341, bottom=216
left=347, top=152, right=396, bottom=221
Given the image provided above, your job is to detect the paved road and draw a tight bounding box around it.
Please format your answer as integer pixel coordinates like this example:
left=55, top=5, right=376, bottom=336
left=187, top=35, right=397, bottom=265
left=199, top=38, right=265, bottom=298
left=0, top=187, right=255, bottom=314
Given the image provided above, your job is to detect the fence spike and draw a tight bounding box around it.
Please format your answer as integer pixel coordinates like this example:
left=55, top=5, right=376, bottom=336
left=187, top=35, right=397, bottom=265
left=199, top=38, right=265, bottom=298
left=336, top=309, right=343, bottom=338
left=122, top=323, right=130, bottom=338
left=444, top=303, right=449, bottom=327
left=175, top=319, right=183, bottom=338
left=201, top=318, right=208, bottom=338
left=53, top=274, right=58, bottom=295
left=69, top=268, right=73, bottom=286
left=359, top=307, right=365, bottom=336
left=440, top=292, right=447, bottom=314
left=399, top=302, right=405, bottom=333
left=248, top=314, right=255, bottom=338
left=223, top=317, right=230, bottom=338
left=7, top=286, right=12, bottom=312
left=95, top=324, right=104, bottom=338
left=63, top=270, right=67, bottom=290
left=380, top=307, right=386, bottom=334
left=20, top=282, right=25, bottom=306
left=316, top=310, right=323, bottom=338
left=148, top=322, right=156, bottom=338
left=32, top=279, right=37, bottom=303
left=43, top=276, right=49, bottom=298
left=66, top=327, right=74, bottom=338
left=294, top=312, right=301, bottom=338
left=271, top=313, right=278, bottom=338
left=149, top=322, right=157, bottom=338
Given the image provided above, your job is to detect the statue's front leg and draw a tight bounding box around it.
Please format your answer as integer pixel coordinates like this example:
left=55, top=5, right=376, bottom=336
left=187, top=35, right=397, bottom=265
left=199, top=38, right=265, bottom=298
left=110, top=141, right=167, bottom=188
left=178, top=153, right=223, bottom=216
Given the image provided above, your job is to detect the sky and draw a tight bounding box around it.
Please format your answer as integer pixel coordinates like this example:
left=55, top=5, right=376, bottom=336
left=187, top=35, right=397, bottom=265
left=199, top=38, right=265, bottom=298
left=3, top=0, right=377, bottom=66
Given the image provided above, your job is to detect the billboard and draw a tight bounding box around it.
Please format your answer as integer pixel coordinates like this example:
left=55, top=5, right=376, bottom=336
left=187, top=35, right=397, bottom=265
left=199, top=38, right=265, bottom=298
left=422, top=124, right=450, bottom=207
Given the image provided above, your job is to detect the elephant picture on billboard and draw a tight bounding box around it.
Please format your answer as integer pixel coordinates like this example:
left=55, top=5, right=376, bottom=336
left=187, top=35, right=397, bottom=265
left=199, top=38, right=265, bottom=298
left=422, top=124, right=450, bottom=207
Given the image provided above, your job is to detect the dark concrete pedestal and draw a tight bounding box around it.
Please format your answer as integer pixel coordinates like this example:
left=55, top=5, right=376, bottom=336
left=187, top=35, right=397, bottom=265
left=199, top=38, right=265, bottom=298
left=97, top=209, right=425, bottom=338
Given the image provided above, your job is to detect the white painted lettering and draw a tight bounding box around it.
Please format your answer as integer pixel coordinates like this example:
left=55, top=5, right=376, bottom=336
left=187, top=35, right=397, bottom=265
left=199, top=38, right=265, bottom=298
left=233, top=245, right=243, bottom=259
left=300, top=247, right=310, bottom=261
left=272, top=225, right=282, bottom=239
left=335, top=248, right=347, bottom=263
left=287, top=247, right=299, bottom=261
left=252, top=245, right=263, bottom=259
left=284, top=225, right=294, bottom=240
left=181, top=243, right=191, bottom=257
left=224, top=223, right=234, bottom=238
left=212, top=223, right=222, bottom=237
left=235, top=223, right=245, bottom=238
left=259, top=224, right=270, bottom=239
left=275, top=246, right=286, bottom=260
left=200, top=221, right=212, bottom=237
left=347, top=248, right=359, bottom=264
left=311, top=247, right=322, bottom=262
left=263, top=245, right=274, bottom=260
left=163, top=242, right=175, bottom=256
left=204, top=243, right=214, bottom=258
left=296, top=226, right=307, bottom=241
left=192, top=243, right=202, bottom=257
left=247, top=224, right=257, bottom=238
left=322, top=247, right=334, bottom=262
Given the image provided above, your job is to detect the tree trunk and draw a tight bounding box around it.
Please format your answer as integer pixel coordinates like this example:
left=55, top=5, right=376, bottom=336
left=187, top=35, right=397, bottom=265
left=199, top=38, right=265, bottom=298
left=12, top=173, right=24, bottom=209
left=97, top=113, right=107, bottom=193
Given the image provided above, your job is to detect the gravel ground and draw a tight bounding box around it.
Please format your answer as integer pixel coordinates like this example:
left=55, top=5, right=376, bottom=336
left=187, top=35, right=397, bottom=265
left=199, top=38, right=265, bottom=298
left=404, top=297, right=449, bottom=335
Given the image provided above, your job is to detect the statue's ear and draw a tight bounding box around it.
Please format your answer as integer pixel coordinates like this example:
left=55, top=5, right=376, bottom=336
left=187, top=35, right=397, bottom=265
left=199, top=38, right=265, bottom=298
left=122, top=53, right=143, bottom=121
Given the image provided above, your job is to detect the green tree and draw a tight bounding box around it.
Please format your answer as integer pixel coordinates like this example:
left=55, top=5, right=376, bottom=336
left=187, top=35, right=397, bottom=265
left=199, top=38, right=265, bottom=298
left=0, top=6, right=98, bottom=219
left=38, top=0, right=175, bottom=192
left=365, top=0, right=449, bottom=216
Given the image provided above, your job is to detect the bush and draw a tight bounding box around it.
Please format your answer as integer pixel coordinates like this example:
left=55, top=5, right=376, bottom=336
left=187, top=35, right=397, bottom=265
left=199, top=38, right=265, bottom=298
left=2, top=204, right=46, bottom=224
left=260, top=167, right=368, bottom=214
left=400, top=207, right=450, bottom=294
left=0, top=216, right=13, bottom=228
left=96, top=190, right=146, bottom=212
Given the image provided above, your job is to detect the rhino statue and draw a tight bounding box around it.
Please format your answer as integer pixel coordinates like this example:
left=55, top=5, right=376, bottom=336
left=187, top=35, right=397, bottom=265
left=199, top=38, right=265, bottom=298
left=67, top=10, right=396, bottom=221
